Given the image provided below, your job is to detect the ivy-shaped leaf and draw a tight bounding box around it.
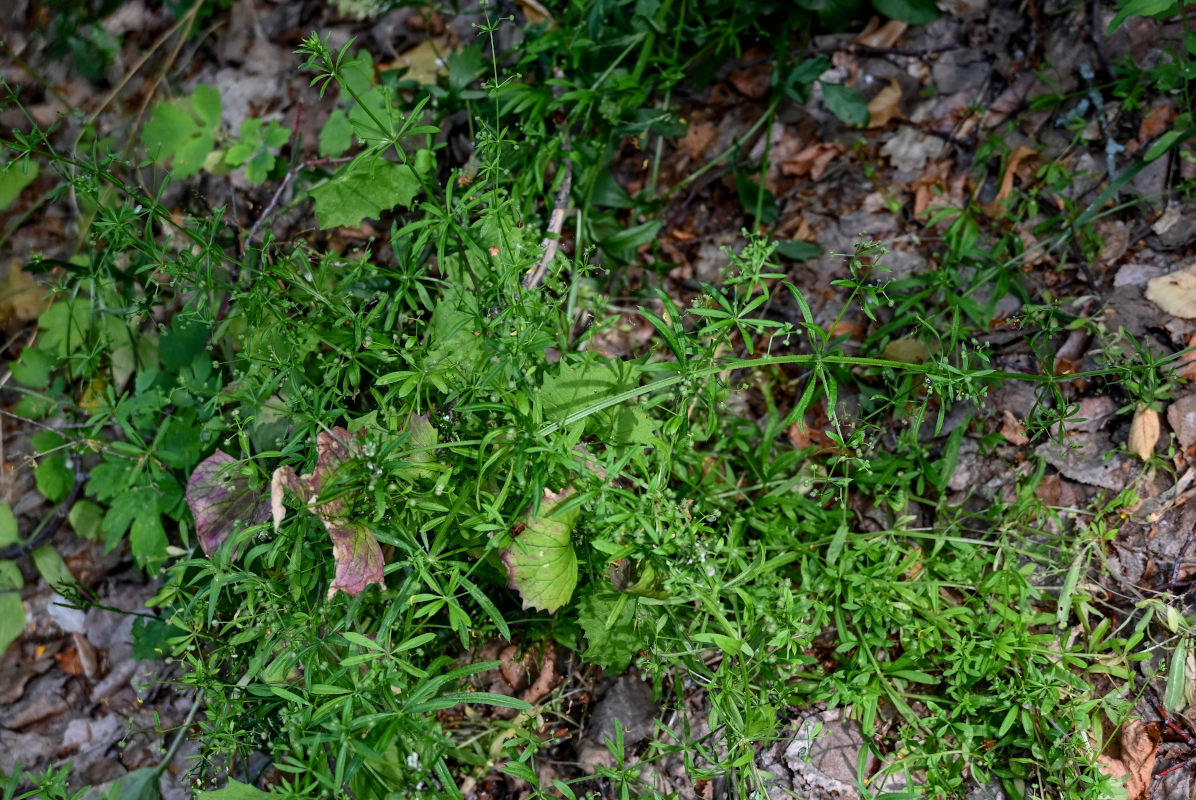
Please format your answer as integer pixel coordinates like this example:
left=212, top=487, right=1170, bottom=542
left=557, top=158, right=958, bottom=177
left=185, top=451, right=271, bottom=556
left=271, top=428, right=385, bottom=599
left=309, top=151, right=433, bottom=229
left=502, top=488, right=579, bottom=613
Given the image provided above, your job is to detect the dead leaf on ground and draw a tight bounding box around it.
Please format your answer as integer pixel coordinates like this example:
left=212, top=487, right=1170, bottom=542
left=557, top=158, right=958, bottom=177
left=382, top=36, right=452, bottom=85
left=782, top=143, right=843, bottom=181
left=1128, top=405, right=1160, bottom=461
left=1174, top=333, right=1196, bottom=381
left=676, top=120, right=718, bottom=161
left=883, top=338, right=930, bottom=363
left=858, top=19, right=908, bottom=48
left=999, top=410, right=1030, bottom=446
left=1145, top=263, right=1196, bottom=319
left=729, top=48, right=773, bottom=100
left=787, top=419, right=835, bottom=451
left=0, top=263, right=50, bottom=326
left=983, top=145, right=1037, bottom=214
left=1097, top=719, right=1159, bottom=800
left=866, top=79, right=903, bottom=128
left=1139, top=101, right=1177, bottom=146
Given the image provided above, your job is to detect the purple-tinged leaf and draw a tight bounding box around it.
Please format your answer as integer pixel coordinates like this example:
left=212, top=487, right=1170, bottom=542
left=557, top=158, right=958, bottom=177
left=272, top=427, right=384, bottom=599
left=186, top=451, right=270, bottom=555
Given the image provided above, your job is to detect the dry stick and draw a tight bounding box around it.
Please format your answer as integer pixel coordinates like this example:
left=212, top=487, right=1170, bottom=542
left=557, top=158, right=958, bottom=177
left=244, top=155, right=354, bottom=246
left=522, top=157, right=574, bottom=290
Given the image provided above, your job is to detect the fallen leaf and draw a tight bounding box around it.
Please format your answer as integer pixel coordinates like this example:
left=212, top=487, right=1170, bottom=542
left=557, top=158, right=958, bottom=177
left=984, top=145, right=1037, bottom=214
left=186, top=451, right=272, bottom=556
left=520, top=641, right=561, bottom=705
left=1145, top=263, right=1196, bottom=319
left=1000, top=410, right=1030, bottom=446
left=866, top=79, right=903, bottom=129
left=1128, top=405, right=1160, bottom=461
left=883, top=338, right=930, bottom=363
left=1121, top=721, right=1160, bottom=800
left=858, top=19, right=908, bottom=48
left=385, top=37, right=452, bottom=85
left=1139, top=101, right=1176, bottom=146
left=782, top=143, right=843, bottom=181
left=0, top=262, right=51, bottom=326
left=729, top=49, right=773, bottom=100
left=272, top=428, right=385, bottom=599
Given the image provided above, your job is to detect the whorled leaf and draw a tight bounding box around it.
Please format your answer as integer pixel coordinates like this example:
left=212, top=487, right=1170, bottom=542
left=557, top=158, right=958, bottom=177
left=185, top=451, right=271, bottom=555
left=502, top=488, right=580, bottom=613
left=271, top=427, right=385, bottom=599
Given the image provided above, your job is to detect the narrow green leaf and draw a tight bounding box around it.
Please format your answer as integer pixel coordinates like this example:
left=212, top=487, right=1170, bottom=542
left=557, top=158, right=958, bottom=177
left=1166, top=639, right=1188, bottom=713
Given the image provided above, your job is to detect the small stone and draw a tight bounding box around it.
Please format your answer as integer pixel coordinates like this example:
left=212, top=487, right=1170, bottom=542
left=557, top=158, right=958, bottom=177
left=47, top=592, right=86, bottom=633
left=1168, top=394, right=1196, bottom=449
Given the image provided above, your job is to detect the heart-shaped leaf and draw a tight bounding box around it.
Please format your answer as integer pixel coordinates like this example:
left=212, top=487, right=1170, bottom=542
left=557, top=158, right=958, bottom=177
left=502, top=488, right=579, bottom=613
left=186, top=451, right=271, bottom=556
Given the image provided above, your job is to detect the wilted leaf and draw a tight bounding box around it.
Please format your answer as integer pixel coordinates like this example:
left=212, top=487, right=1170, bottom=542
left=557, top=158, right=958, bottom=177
left=999, top=410, right=1030, bottom=446
left=866, top=78, right=903, bottom=128
left=272, top=428, right=385, bottom=599
left=883, top=338, right=930, bottom=363
left=1145, top=263, right=1196, bottom=319
left=186, top=451, right=271, bottom=556
left=1127, top=405, right=1160, bottom=460
left=502, top=488, right=580, bottom=613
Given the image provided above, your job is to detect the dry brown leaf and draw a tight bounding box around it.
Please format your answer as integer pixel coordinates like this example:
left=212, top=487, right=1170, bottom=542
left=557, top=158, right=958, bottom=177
left=991, top=145, right=1037, bottom=210
left=1128, top=405, right=1160, bottom=461
left=883, top=338, right=929, bottom=363
left=782, top=143, right=843, bottom=181
left=1175, top=333, right=1196, bottom=382
left=912, top=159, right=953, bottom=218
left=1146, top=263, right=1196, bottom=319
left=858, top=19, right=908, bottom=48
left=1139, top=101, right=1177, bottom=145
left=0, top=262, right=51, bottom=326
left=1000, top=410, right=1030, bottom=446
left=520, top=642, right=561, bottom=706
left=677, top=120, right=718, bottom=161
left=729, top=53, right=773, bottom=100
left=1120, top=719, right=1160, bottom=800
left=383, top=36, right=451, bottom=85
left=866, top=78, right=903, bottom=128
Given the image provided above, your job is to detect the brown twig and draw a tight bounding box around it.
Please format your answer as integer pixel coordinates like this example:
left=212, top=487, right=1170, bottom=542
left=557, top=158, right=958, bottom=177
left=522, top=157, right=573, bottom=290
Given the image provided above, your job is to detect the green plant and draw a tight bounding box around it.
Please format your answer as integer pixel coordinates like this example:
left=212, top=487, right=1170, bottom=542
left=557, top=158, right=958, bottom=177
left=4, top=5, right=1185, bottom=800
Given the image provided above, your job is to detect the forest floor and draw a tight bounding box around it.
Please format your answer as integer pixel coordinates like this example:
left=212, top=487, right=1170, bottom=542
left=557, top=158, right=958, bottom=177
left=3, top=0, right=1196, bottom=799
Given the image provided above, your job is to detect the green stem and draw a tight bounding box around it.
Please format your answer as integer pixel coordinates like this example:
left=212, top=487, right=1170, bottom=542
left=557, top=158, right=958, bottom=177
left=536, top=353, right=1116, bottom=438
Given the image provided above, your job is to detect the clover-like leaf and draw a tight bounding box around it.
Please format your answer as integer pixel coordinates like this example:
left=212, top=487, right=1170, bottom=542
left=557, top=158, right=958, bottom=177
left=186, top=451, right=271, bottom=556
left=271, top=427, right=385, bottom=599
left=502, top=488, right=580, bottom=613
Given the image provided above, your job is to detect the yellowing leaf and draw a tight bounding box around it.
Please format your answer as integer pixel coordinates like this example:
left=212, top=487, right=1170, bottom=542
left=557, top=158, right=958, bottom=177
left=502, top=488, right=580, bottom=613
left=866, top=78, right=903, bottom=129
